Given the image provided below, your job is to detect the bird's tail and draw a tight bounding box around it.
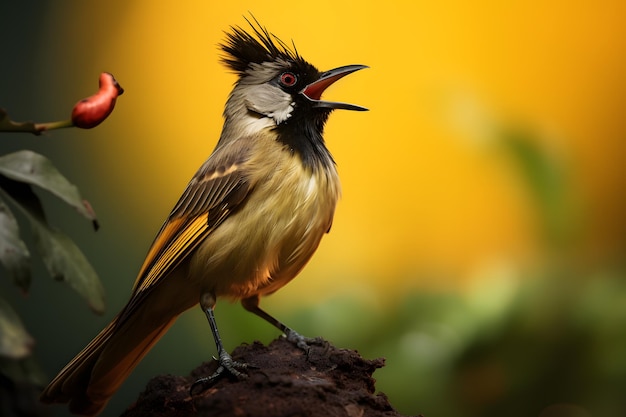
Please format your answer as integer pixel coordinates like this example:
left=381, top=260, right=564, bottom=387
left=39, top=296, right=185, bottom=416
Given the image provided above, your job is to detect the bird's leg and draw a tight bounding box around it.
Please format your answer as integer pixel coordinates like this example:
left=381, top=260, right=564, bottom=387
left=191, top=293, right=248, bottom=394
left=241, top=295, right=324, bottom=354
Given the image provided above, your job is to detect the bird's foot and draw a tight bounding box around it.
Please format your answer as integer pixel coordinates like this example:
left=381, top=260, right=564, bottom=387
left=283, top=328, right=328, bottom=358
left=190, top=350, right=248, bottom=395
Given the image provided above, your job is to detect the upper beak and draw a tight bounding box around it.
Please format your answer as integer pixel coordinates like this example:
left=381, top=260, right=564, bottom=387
left=300, top=64, right=368, bottom=111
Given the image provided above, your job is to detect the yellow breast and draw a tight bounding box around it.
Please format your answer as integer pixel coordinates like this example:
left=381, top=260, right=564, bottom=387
left=189, top=135, right=341, bottom=300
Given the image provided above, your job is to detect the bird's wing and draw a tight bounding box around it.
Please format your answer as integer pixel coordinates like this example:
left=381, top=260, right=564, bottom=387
left=129, top=145, right=252, bottom=298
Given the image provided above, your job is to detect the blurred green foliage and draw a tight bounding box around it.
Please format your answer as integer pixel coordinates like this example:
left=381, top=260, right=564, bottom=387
left=498, top=126, right=576, bottom=246
left=247, top=263, right=626, bottom=417
left=2, top=4, right=625, bottom=417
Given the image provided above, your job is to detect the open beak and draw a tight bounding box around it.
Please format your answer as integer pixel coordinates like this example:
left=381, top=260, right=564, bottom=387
left=300, top=64, right=368, bottom=111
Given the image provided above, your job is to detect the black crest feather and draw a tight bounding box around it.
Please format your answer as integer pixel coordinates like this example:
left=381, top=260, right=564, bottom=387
left=220, top=16, right=302, bottom=74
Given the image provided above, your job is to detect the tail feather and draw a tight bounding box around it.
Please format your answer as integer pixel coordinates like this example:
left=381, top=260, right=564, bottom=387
left=40, top=268, right=199, bottom=416
left=40, top=318, right=116, bottom=404
left=40, top=317, right=117, bottom=414
left=87, top=320, right=173, bottom=401
left=40, top=312, right=177, bottom=416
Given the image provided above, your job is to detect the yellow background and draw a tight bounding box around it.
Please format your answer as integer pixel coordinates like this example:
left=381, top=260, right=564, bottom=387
left=37, top=1, right=625, bottom=290
left=2, top=1, right=626, bottom=416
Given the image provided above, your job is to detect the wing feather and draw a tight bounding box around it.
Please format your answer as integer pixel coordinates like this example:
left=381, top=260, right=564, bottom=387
left=129, top=149, right=252, bottom=299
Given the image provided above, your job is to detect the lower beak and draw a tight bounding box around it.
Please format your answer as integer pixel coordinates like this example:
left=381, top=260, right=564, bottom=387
left=300, top=64, right=368, bottom=111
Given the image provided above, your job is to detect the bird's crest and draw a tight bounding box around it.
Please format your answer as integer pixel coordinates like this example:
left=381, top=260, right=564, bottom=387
left=220, top=16, right=302, bottom=74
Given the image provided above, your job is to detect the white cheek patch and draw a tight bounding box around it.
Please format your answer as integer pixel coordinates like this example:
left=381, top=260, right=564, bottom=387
left=267, top=102, right=294, bottom=124
left=245, top=84, right=294, bottom=124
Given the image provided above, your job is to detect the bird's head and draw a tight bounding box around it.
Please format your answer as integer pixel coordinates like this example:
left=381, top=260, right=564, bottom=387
left=219, top=19, right=367, bottom=134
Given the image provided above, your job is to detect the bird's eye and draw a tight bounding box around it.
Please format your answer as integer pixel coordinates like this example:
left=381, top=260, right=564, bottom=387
left=279, top=72, right=297, bottom=87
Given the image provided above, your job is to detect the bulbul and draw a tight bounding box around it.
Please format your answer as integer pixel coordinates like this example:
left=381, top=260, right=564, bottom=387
left=40, top=19, right=367, bottom=416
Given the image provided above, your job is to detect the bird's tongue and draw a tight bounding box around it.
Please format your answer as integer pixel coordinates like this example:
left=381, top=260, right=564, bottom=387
left=302, top=70, right=353, bottom=101
left=300, top=65, right=368, bottom=111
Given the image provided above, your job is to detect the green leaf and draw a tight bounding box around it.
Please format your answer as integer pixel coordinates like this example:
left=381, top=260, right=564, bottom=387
left=0, top=196, right=31, bottom=291
left=32, top=220, right=106, bottom=314
left=0, top=296, right=33, bottom=359
left=0, top=176, right=105, bottom=314
left=0, top=150, right=98, bottom=230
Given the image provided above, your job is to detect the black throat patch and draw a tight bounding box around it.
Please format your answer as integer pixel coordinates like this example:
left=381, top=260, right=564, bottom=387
left=274, top=109, right=335, bottom=172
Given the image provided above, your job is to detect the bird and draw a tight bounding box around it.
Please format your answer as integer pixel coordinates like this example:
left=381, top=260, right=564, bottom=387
left=40, top=17, right=367, bottom=416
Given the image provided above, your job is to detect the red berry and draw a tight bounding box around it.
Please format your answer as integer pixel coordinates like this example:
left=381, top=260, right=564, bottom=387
left=71, top=73, right=124, bottom=129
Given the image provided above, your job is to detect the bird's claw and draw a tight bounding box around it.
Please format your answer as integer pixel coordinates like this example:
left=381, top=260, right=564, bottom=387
left=283, top=329, right=327, bottom=358
left=190, top=352, right=248, bottom=396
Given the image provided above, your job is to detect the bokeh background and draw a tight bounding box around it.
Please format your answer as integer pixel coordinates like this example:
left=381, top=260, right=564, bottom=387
left=2, top=1, right=626, bottom=416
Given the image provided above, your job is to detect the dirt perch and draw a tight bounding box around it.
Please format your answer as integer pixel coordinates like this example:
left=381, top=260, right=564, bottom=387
left=121, top=338, right=419, bottom=417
